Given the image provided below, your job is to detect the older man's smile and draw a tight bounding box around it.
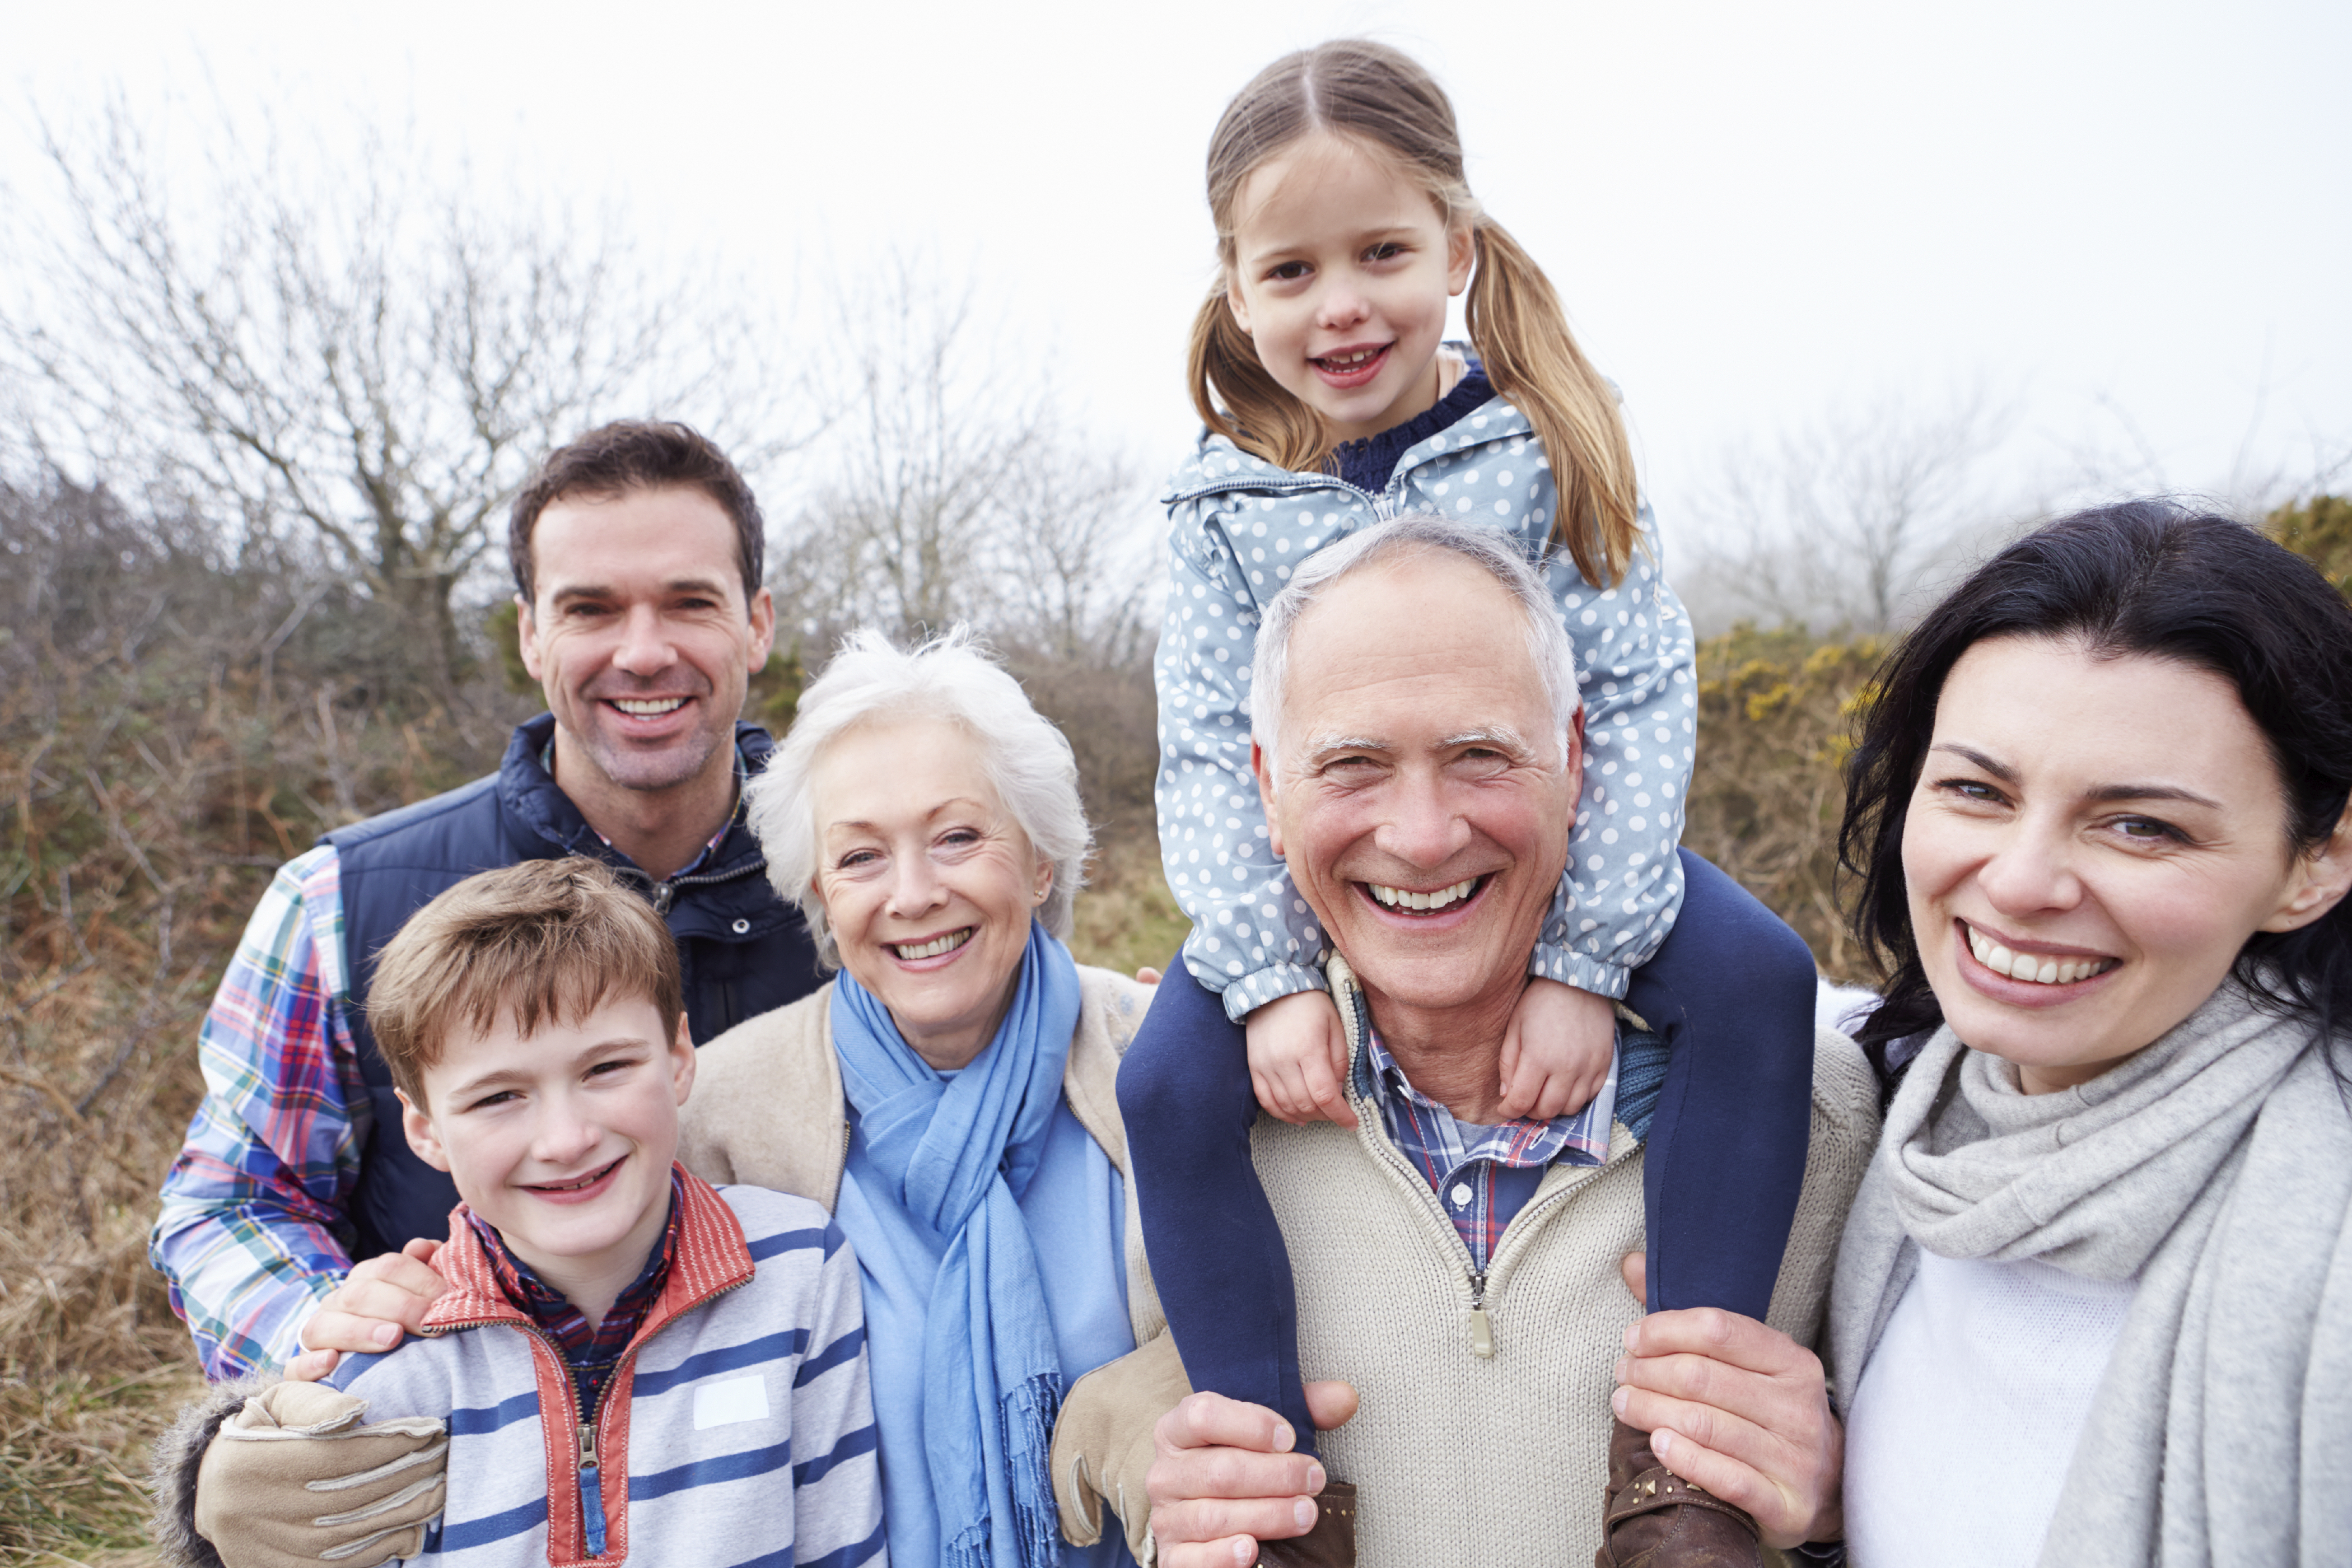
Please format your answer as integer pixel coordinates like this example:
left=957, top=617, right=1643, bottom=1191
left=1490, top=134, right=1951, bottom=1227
left=1359, top=874, right=1490, bottom=918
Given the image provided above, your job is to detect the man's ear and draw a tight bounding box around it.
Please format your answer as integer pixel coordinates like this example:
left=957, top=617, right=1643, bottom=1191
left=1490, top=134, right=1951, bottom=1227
left=1562, top=706, right=1586, bottom=799
left=515, top=592, right=545, bottom=684
left=398, top=1088, right=454, bottom=1173
left=669, top=1014, right=698, bottom=1107
left=1253, top=738, right=1284, bottom=857
left=2262, top=803, right=2352, bottom=933
left=744, top=586, right=776, bottom=674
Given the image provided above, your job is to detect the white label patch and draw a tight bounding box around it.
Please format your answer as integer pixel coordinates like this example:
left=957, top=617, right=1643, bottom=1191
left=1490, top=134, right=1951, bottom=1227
left=692, top=1374, right=772, bottom=1431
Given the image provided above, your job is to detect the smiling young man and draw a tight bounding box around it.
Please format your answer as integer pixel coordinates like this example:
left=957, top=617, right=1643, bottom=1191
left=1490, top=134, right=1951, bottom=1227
left=152, top=422, right=824, bottom=1385
left=159, top=861, right=882, bottom=1568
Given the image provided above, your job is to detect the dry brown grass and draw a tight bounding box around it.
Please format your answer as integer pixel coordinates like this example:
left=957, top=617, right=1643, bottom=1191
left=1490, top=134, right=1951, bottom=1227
left=1, top=478, right=527, bottom=1562
left=1068, top=813, right=1193, bottom=981
left=2, top=852, right=227, bottom=1561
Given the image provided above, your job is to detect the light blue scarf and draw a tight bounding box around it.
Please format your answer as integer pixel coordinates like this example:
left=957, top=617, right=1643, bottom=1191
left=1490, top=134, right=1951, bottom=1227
left=832, top=920, right=1079, bottom=1568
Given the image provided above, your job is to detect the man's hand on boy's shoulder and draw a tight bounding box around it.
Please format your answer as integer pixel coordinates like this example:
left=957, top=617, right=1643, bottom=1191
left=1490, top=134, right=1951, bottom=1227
left=290, top=1238, right=449, bottom=1382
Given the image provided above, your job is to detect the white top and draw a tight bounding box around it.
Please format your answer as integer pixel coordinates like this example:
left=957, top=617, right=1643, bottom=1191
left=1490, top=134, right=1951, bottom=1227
left=1843, top=1250, right=2136, bottom=1567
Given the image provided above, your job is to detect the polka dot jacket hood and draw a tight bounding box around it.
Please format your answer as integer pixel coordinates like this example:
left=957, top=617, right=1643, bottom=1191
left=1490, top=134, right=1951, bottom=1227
left=1155, top=385, right=1698, bottom=1021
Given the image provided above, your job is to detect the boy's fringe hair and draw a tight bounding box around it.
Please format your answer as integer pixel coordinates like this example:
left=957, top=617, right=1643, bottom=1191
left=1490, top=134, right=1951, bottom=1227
left=1187, top=38, right=1640, bottom=589
left=366, top=858, right=684, bottom=1108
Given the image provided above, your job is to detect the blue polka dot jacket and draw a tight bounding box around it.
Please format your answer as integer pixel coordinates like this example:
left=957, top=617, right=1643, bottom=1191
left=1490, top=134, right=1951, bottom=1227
left=1155, top=380, right=1700, bottom=1021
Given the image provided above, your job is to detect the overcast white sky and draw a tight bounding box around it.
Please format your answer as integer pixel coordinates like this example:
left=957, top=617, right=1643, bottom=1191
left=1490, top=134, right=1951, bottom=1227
left=10, top=0, right=2348, bottom=573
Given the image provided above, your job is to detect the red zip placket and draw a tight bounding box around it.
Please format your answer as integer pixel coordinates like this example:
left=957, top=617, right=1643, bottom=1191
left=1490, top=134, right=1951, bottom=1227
left=418, top=1173, right=759, bottom=1567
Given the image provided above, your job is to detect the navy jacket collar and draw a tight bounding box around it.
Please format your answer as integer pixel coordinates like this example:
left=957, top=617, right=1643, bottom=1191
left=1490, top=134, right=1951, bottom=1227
left=496, top=713, right=773, bottom=880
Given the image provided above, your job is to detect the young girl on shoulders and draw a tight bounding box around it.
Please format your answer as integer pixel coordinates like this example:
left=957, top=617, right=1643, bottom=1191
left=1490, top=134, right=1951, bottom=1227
left=1116, top=39, right=1821, bottom=1566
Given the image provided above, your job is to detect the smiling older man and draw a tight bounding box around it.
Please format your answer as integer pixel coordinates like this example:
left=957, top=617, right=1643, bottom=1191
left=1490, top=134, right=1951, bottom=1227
left=1051, top=516, right=1879, bottom=1566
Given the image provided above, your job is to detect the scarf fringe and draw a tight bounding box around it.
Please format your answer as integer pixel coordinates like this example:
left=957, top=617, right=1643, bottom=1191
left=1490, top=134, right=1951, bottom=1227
left=937, top=1371, right=1061, bottom=1568
left=1006, top=1372, right=1065, bottom=1568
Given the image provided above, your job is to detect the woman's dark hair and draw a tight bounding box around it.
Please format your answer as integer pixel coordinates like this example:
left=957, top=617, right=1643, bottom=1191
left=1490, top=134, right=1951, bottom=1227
left=1839, top=498, right=2352, bottom=1076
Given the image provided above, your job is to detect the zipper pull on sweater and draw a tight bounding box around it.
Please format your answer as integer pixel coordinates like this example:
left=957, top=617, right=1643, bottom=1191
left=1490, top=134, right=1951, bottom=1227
left=1468, top=1271, right=1496, bottom=1359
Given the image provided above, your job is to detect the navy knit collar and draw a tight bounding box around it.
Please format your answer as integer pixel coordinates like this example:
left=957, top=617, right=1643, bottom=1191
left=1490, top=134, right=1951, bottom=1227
left=1329, top=358, right=1494, bottom=495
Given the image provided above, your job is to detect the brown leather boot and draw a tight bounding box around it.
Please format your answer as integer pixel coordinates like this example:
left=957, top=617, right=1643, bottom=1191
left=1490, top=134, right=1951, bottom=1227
left=1254, top=1478, right=1357, bottom=1567
left=1594, top=1417, right=1761, bottom=1568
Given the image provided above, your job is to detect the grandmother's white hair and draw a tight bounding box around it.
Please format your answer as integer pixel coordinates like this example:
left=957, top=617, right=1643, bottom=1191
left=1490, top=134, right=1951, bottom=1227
left=745, top=626, right=1091, bottom=969
left=1251, top=514, right=1583, bottom=763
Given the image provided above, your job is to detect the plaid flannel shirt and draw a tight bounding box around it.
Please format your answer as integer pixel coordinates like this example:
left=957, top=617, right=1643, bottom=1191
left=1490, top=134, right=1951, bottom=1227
left=466, top=1168, right=683, bottom=1417
left=1361, top=1026, right=1619, bottom=1271
left=151, top=787, right=741, bottom=1381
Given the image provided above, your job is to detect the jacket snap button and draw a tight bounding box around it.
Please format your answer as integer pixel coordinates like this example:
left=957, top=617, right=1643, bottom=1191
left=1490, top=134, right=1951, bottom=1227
left=731, top=918, right=750, bottom=934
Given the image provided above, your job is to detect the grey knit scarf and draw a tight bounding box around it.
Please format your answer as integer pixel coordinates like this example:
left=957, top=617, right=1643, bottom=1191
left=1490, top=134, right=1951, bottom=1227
left=1828, top=980, right=2352, bottom=1566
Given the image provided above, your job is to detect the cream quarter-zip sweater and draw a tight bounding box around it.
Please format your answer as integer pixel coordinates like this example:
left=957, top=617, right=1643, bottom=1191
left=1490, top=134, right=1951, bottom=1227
left=1054, top=959, right=1880, bottom=1565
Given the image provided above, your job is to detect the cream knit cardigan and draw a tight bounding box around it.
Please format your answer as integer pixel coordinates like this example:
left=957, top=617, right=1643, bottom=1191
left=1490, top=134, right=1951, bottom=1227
left=1057, top=962, right=1883, bottom=1565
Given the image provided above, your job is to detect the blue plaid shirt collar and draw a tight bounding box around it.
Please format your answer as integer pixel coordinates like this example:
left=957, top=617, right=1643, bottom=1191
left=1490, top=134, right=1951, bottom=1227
left=1359, top=1024, right=1618, bottom=1269
left=465, top=1166, right=684, bottom=1415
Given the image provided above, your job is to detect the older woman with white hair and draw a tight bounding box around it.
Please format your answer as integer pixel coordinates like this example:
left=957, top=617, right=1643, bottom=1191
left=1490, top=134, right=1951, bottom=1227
left=678, top=628, right=1159, bottom=1568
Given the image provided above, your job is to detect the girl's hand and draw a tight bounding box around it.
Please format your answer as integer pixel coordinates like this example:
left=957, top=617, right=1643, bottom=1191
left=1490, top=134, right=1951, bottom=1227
left=1244, top=990, right=1354, bottom=1126
left=1496, top=977, right=1615, bottom=1120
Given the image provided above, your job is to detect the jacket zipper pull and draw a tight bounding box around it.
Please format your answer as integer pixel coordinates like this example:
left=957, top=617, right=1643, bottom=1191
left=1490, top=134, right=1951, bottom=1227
left=1467, top=1271, right=1495, bottom=1359
left=578, top=1420, right=609, bottom=1555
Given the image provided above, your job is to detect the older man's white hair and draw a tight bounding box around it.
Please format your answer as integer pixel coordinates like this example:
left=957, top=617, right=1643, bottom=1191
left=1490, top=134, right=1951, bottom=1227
left=745, top=626, right=1092, bottom=969
left=1250, top=513, right=1583, bottom=764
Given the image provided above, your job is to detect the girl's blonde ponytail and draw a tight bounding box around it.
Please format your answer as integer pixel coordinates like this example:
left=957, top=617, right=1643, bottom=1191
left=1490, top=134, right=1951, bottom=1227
left=1187, top=283, right=1329, bottom=474
left=1467, top=221, right=1640, bottom=588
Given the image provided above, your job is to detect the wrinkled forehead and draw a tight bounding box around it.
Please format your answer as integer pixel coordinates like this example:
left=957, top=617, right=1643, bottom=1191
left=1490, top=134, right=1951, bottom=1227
left=1282, top=559, right=1556, bottom=730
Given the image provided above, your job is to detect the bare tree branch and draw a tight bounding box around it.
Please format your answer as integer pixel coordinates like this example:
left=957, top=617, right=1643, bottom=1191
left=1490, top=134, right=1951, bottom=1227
left=774, top=257, right=1155, bottom=656
left=1682, top=388, right=2020, bottom=634
left=0, top=91, right=807, bottom=698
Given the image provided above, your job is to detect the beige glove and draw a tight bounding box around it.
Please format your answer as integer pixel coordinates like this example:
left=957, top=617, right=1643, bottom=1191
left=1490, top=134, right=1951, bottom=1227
left=193, top=1381, right=447, bottom=1568
left=1052, top=1332, right=1193, bottom=1565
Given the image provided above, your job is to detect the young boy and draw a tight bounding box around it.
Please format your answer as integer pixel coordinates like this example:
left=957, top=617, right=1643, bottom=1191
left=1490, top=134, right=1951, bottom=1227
left=159, top=860, right=884, bottom=1567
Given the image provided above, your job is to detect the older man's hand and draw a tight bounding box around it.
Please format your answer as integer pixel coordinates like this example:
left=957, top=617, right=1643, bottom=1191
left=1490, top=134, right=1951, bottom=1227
left=286, top=1238, right=448, bottom=1382
left=1147, top=1382, right=1359, bottom=1567
left=1611, top=1256, right=1843, bottom=1548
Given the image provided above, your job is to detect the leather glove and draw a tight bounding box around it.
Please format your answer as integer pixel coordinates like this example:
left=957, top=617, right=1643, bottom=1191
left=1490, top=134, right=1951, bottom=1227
left=1052, top=1332, right=1193, bottom=1564
left=193, top=1381, right=447, bottom=1568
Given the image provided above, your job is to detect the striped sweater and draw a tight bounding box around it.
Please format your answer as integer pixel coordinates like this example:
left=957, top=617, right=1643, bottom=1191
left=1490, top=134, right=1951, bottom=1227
left=325, top=1171, right=884, bottom=1568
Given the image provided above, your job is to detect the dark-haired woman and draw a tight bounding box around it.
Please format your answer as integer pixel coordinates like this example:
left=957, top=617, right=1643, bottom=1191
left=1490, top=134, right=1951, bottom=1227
left=1829, top=500, right=2352, bottom=1566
